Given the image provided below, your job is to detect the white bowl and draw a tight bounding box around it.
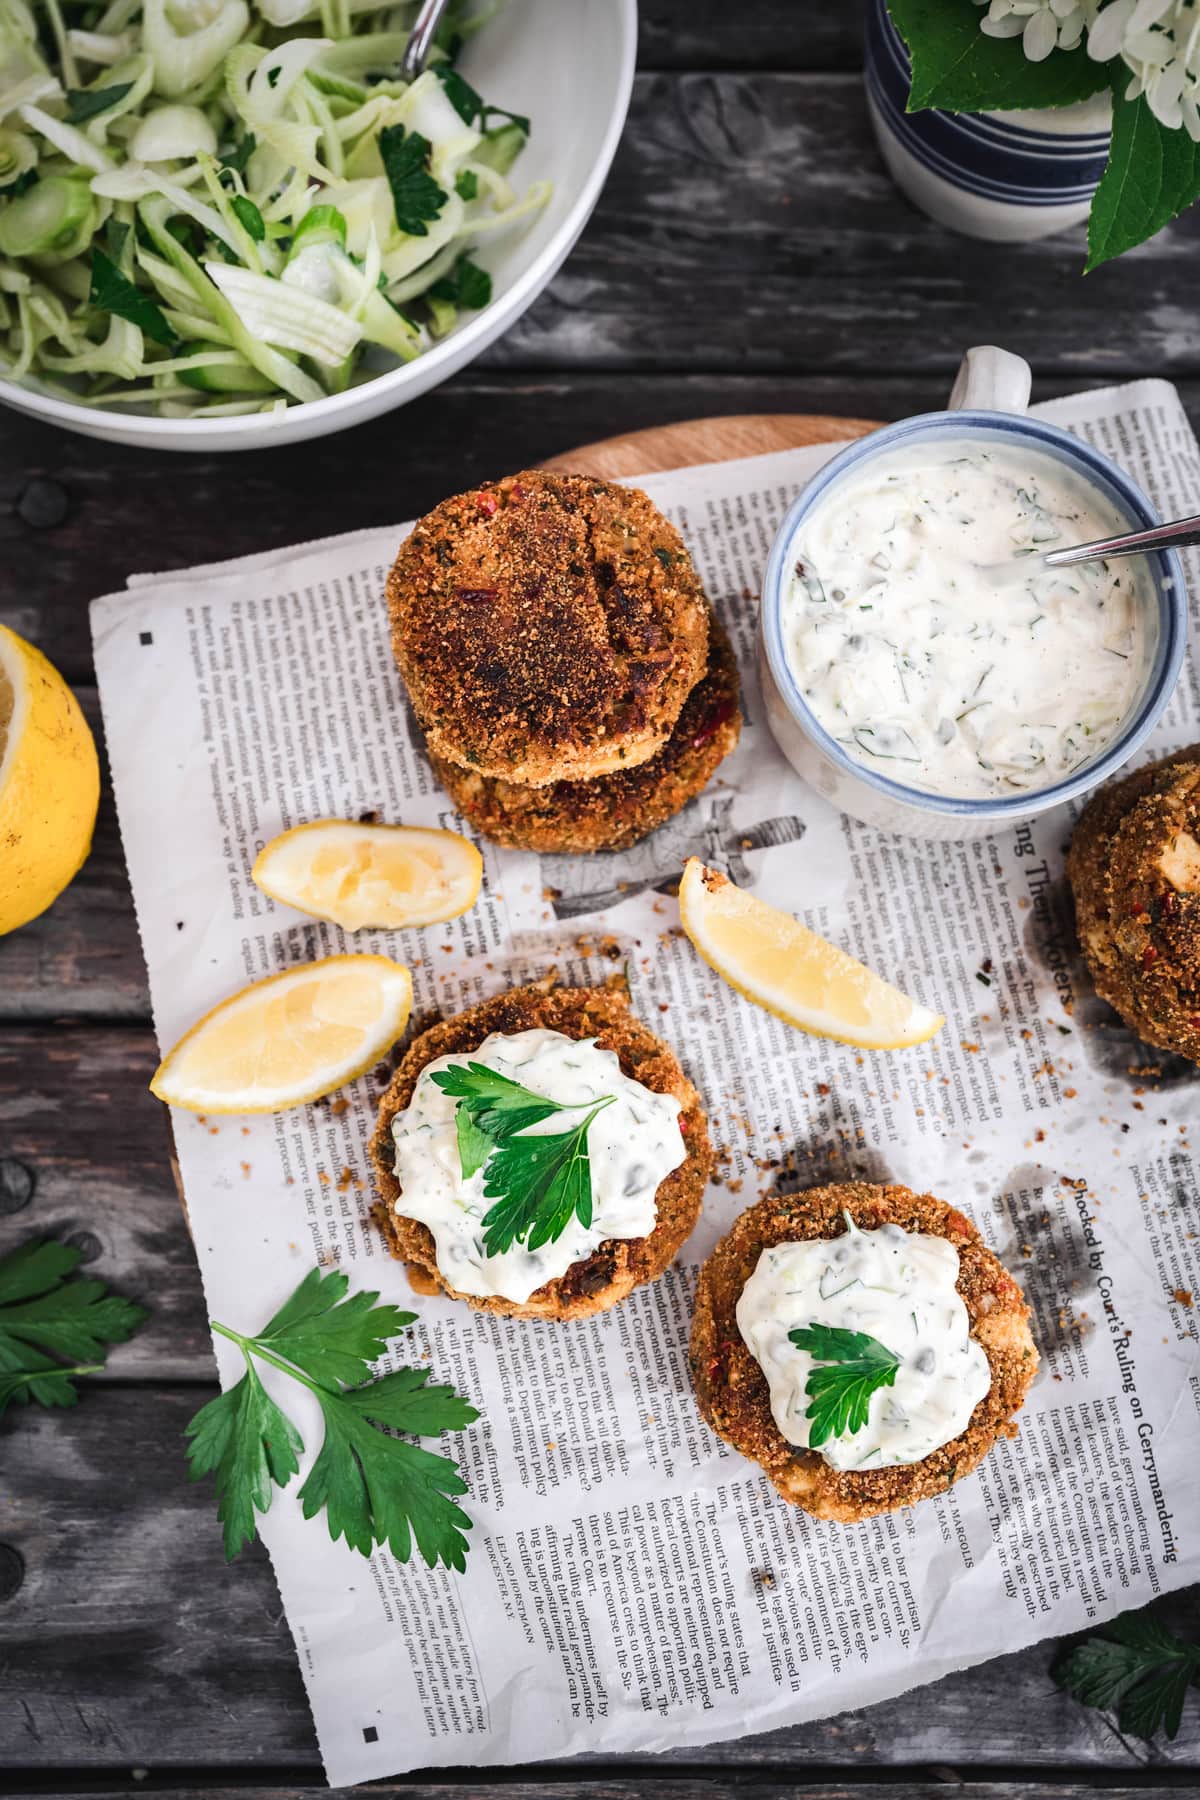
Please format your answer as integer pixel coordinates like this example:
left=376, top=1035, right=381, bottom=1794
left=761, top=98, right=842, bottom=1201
left=0, top=0, right=636, bottom=452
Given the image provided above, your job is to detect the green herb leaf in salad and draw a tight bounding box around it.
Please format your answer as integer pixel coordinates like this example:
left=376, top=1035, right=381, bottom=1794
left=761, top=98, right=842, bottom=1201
left=0, top=5, right=550, bottom=417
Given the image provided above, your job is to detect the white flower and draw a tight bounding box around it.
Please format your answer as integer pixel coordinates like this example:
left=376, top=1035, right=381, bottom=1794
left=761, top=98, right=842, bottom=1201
left=977, top=0, right=1098, bottom=56
left=978, top=0, right=1200, bottom=139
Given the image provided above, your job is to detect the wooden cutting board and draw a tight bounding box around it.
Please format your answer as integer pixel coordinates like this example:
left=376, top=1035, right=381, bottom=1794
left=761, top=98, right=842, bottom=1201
left=542, top=411, right=881, bottom=479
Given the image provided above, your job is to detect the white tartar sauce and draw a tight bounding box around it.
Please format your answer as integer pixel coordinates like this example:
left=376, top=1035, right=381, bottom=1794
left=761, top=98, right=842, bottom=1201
left=390, top=1027, right=686, bottom=1304
left=782, top=440, right=1153, bottom=799
left=736, top=1218, right=991, bottom=1470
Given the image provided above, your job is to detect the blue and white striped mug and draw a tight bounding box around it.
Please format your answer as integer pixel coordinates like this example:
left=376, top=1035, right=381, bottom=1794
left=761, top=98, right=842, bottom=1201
left=864, top=0, right=1111, bottom=243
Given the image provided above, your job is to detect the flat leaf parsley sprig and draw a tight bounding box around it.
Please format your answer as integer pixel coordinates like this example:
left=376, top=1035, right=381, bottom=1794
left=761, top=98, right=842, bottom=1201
left=0, top=1237, right=147, bottom=1420
left=430, top=1061, right=615, bottom=1257
left=788, top=1323, right=901, bottom=1447
left=186, top=1266, right=478, bottom=1570
left=1056, top=1610, right=1200, bottom=1741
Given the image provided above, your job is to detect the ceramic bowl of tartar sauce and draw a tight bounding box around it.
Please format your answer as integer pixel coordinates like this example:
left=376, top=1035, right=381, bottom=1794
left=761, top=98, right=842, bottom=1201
left=758, top=346, right=1188, bottom=841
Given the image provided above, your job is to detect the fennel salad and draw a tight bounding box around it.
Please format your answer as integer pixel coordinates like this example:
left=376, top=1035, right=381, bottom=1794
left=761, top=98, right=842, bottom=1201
left=0, top=2, right=548, bottom=417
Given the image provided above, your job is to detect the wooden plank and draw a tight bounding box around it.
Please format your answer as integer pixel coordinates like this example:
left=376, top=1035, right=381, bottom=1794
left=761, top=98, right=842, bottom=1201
left=638, top=0, right=866, bottom=70
left=0, top=1029, right=211, bottom=1377
left=1, top=1390, right=1197, bottom=1771
left=6, top=1788, right=1199, bottom=1800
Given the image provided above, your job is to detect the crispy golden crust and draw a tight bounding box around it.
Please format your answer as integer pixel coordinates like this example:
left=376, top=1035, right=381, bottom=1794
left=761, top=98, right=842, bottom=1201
left=368, top=982, right=712, bottom=1320
left=1067, top=746, right=1200, bottom=1062
left=430, top=613, right=741, bottom=853
left=386, top=470, right=709, bottom=787
left=689, top=1183, right=1037, bottom=1522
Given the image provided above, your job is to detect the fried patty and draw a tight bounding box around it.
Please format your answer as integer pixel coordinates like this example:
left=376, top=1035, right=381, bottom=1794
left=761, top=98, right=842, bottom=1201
left=369, top=980, right=712, bottom=1321
left=690, top=1182, right=1037, bottom=1522
left=430, top=612, right=741, bottom=853
left=387, top=470, right=710, bottom=787
left=1068, top=745, right=1200, bottom=1062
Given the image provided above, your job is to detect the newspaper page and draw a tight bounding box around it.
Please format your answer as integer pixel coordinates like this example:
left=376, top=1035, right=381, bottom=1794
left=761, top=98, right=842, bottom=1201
left=92, top=378, right=1200, bottom=1785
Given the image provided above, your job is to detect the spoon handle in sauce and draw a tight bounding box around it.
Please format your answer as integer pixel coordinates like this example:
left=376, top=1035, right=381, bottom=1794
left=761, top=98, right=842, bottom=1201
left=1042, top=511, right=1200, bottom=566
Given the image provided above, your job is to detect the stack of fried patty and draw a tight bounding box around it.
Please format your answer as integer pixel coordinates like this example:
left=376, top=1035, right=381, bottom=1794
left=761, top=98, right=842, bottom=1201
left=386, top=469, right=741, bottom=854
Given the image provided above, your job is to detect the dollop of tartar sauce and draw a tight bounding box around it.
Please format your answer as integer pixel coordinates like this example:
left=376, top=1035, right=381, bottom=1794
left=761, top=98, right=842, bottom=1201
left=782, top=440, right=1153, bottom=799
left=390, top=1028, right=686, bottom=1304
left=735, top=1219, right=991, bottom=1470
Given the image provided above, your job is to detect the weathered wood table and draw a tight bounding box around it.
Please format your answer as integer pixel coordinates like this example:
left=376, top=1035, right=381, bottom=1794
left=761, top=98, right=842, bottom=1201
left=1, top=5, right=1197, bottom=1797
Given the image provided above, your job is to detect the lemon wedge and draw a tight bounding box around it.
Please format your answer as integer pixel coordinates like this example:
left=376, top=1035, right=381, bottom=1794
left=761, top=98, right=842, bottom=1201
left=151, top=955, right=413, bottom=1113
left=678, top=858, right=944, bottom=1050
left=252, top=819, right=482, bottom=931
left=0, top=623, right=100, bottom=936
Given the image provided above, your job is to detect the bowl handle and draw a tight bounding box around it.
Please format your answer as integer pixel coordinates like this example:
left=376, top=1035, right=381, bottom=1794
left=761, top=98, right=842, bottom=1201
left=947, top=345, right=1032, bottom=415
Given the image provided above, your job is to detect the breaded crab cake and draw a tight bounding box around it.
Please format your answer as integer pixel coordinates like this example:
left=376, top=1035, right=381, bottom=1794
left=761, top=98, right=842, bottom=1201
left=1068, top=745, right=1200, bottom=1062
left=369, top=981, right=712, bottom=1321
left=690, top=1182, right=1037, bottom=1522
left=430, top=612, right=741, bottom=853
left=386, top=470, right=710, bottom=787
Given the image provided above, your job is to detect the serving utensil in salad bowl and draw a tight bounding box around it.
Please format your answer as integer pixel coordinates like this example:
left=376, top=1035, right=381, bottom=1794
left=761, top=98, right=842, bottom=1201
left=400, top=0, right=453, bottom=81
left=1039, top=511, right=1200, bottom=566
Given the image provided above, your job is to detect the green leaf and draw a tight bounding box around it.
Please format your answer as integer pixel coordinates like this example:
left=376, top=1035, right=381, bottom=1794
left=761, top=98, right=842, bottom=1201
left=430, top=1059, right=563, bottom=1143
left=220, top=131, right=256, bottom=178
left=0, top=1278, right=147, bottom=1365
left=231, top=194, right=265, bottom=241
left=0, top=168, right=37, bottom=200
left=435, top=65, right=483, bottom=125
left=0, top=1354, right=102, bottom=1421
left=379, top=125, right=447, bottom=237
left=1056, top=1611, right=1200, bottom=1741
left=455, top=1106, right=495, bottom=1180
left=300, top=1388, right=472, bottom=1570
left=89, top=248, right=175, bottom=347
left=0, top=1239, right=81, bottom=1306
left=454, top=168, right=478, bottom=201
left=184, top=1364, right=304, bottom=1559
left=887, top=0, right=1109, bottom=113
left=1086, top=78, right=1200, bottom=271
left=63, top=82, right=134, bottom=124
left=788, top=1323, right=901, bottom=1447
left=345, top=1365, right=479, bottom=1436
left=480, top=1101, right=611, bottom=1257
left=252, top=1265, right=416, bottom=1390
left=429, top=251, right=491, bottom=312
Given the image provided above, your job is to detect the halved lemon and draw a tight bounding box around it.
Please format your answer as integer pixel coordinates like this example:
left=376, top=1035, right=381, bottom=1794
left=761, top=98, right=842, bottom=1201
left=0, top=623, right=100, bottom=936
left=252, top=819, right=482, bottom=931
left=678, top=858, right=944, bottom=1051
left=151, top=955, right=413, bottom=1113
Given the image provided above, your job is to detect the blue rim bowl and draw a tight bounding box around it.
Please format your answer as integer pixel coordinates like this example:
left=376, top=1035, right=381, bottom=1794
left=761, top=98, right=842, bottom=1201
left=761, top=409, right=1189, bottom=822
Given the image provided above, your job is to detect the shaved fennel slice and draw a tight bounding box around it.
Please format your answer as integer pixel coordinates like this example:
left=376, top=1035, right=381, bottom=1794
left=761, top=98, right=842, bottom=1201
left=205, top=262, right=362, bottom=367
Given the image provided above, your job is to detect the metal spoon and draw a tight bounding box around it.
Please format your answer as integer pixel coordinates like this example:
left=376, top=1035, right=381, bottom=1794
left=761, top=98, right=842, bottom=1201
left=1039, top=510, right=1200, bottom=567
left=400, top=0, right=451, bottom=82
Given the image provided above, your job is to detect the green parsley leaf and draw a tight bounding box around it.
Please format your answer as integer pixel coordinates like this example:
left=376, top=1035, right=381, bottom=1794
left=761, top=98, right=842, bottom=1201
left=185, top=1361, right=304, bottom=1559
left=455, top=168, right=478, bottom=201
left=788, top=1323, right=900, bottom=1447
left=430, top=251, right=491, bottom=311
left=89, top=248, right=175, bottom=348
left=185, top=1266, right=477, bottom=1567
left=887, top=0, right=1109, bottom=113
left=480, top=1099, right=613, bottom=1257
left=1056, top=1611, right=1200, bottom=1741
left=456, top=1106, right=496, bottom=1180
left=63, top=82, right=134, bottom=123
left=435, top=65, right=483, bottom=124
left=1086, top=75, right=1200, bottom=271
left=231, top=194, right=265, bottom=241
left=430, top=1060, right=564, bottom=1142
left=220, top=131, right=257, bottom=179
left=300, top=1385, right=473, bottom=1570
left=249, top=1264, right=416, bottom=1390
left=433, top=65, right=530, bottom=135
left=379, top=125, right=447, bottom=237
left=0, top=1237, right=147, bottom=1423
